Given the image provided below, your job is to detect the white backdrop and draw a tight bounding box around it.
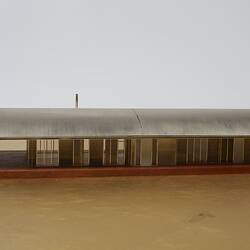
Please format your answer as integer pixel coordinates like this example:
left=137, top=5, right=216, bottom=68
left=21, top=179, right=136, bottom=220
left=0, top=0, right=249, bottom=108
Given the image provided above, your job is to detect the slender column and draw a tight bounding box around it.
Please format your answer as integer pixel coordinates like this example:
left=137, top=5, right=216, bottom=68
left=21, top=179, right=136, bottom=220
left=136, top=139, right=141, bottom=166
left=152, top=139, right=158, bottom=166
left=28, top=140, right=37, bottom=167
left=125, top=139, right=131, bottom=166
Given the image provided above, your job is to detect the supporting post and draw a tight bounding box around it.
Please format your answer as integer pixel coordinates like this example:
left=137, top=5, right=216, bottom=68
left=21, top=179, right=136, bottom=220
left=75, top=93, right=79, bottom=109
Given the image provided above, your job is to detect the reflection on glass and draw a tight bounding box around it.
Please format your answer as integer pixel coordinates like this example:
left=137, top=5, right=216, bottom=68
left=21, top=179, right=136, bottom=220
left=83, top=139, right=89, bottom=166
left=140, top=139, right=152, bottom=166
left=130, top=139, right=137, bottom=166
left=36, top=139, right=59, bottom=167
left=233, top=138, right=244, bottom=164
left=89, top=139, right=103, bottom=166
left=0, top=140, right=27, bottom=168
left=176, top=139, right=187, bottom=165
left=207, top=139, right=219, bottom=164
left=117, top=139, right=125, bottom=165
left=187, top=138, right=194, bottom=164
left=244, top=139, right=250, bottom=163
left=158, top=139, right=176, bottom=166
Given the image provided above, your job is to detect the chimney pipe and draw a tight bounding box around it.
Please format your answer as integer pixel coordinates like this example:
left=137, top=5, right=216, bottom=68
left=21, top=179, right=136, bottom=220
left=75, top=93, right=79, bottom=109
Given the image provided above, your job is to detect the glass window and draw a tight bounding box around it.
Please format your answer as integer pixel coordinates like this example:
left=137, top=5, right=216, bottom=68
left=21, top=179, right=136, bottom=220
left=117, top=139, right=125, bottom=165
left=104, top=139, right=111, bottom=166
left=158, top=139, right=176, bottom=166
left=0, top=140, right=27, bottom=168
left=125, top=139, right=131, bottom=166
left=233, top=138, right=244, bottom=164
left=111, top=139, right=118, bottom=165
left=73, top=140, right=82, bottom=166
left=83, top=139, right=89, bottom=166
left=228, top=139, right=234, bottom=163
left=187, top=138, right=194, bottom=164
left=244, top=138, right=250, bottom=163
left=36, top=139, right=59, bottom=167
left=194, top=138, right=201, bottom=164
left=219, top=138, right=234, bottom=164
left=140, top=139, right=152, bottom=166
left=207, top=138, right=219, bottom=164
left=130, top=139, right=137, bottom=166
left=221, top=138, right=228, bottom=163
left=0, top=140, right=27, bottom=151
left=152, top=139, right=158, bottom=166
left=186, top=138, right=209, bottom=165
left=59, top=140, right=73, bottom=167
left=28, top=140, right=36, bottom=167
left=176, top=139, right=187, bottom=165
left=136, top=139, right=141, bottom=165
left=89, top=139, right=104, bottom=166
left=200, top=138, right=208, bottom=164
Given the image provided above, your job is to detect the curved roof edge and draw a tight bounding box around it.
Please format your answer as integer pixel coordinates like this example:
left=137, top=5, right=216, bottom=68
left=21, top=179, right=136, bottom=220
left=0, top=108, right=250, bottom=138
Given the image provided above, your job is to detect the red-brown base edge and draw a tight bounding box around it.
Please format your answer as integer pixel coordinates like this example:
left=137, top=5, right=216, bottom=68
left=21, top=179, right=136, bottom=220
left=1, top=165, right=250, bottom=179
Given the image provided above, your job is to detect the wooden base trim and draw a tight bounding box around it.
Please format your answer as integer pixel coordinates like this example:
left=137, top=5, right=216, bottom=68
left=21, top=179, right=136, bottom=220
left=1, top=165, right=250, bottom=178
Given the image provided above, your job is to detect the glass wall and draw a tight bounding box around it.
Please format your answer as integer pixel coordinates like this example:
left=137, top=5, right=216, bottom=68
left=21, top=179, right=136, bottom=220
left=130, top=139, right=137, bottom=166
left=59, top=140, right=73, bottom=167
left=207, top=139, right=219, bottom=164
left=117, top=139, right=125, bottom=165
left=140, top=139, right=152, bottom=166
left=1, top=137, right=250, bottom=168
left=89, top=139, right=104, bottom=166
left=220, top=138, right=234, bottom=164
left=35, top=137, right=250, bottom=167
left=233, top=138, right=244, bottom=164
left=244, top=139, right=250, bottom=163
left=176, top=139, right=187, bottom=165
left=72, top=139, right=89, bottom=166
left=0, top=140, right=27, bottom=168
left=36, top=139, right=59, bottom=167
left=158, top=139, right=176, bottom=166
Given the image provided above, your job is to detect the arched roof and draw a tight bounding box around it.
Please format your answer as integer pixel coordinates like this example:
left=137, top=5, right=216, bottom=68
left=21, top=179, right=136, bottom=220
left=0, top=108, right=250, bottom=138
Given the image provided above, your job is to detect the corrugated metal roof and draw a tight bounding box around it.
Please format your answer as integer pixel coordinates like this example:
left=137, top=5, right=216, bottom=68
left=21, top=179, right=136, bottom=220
left=0, top=108, right=250, bottom=138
